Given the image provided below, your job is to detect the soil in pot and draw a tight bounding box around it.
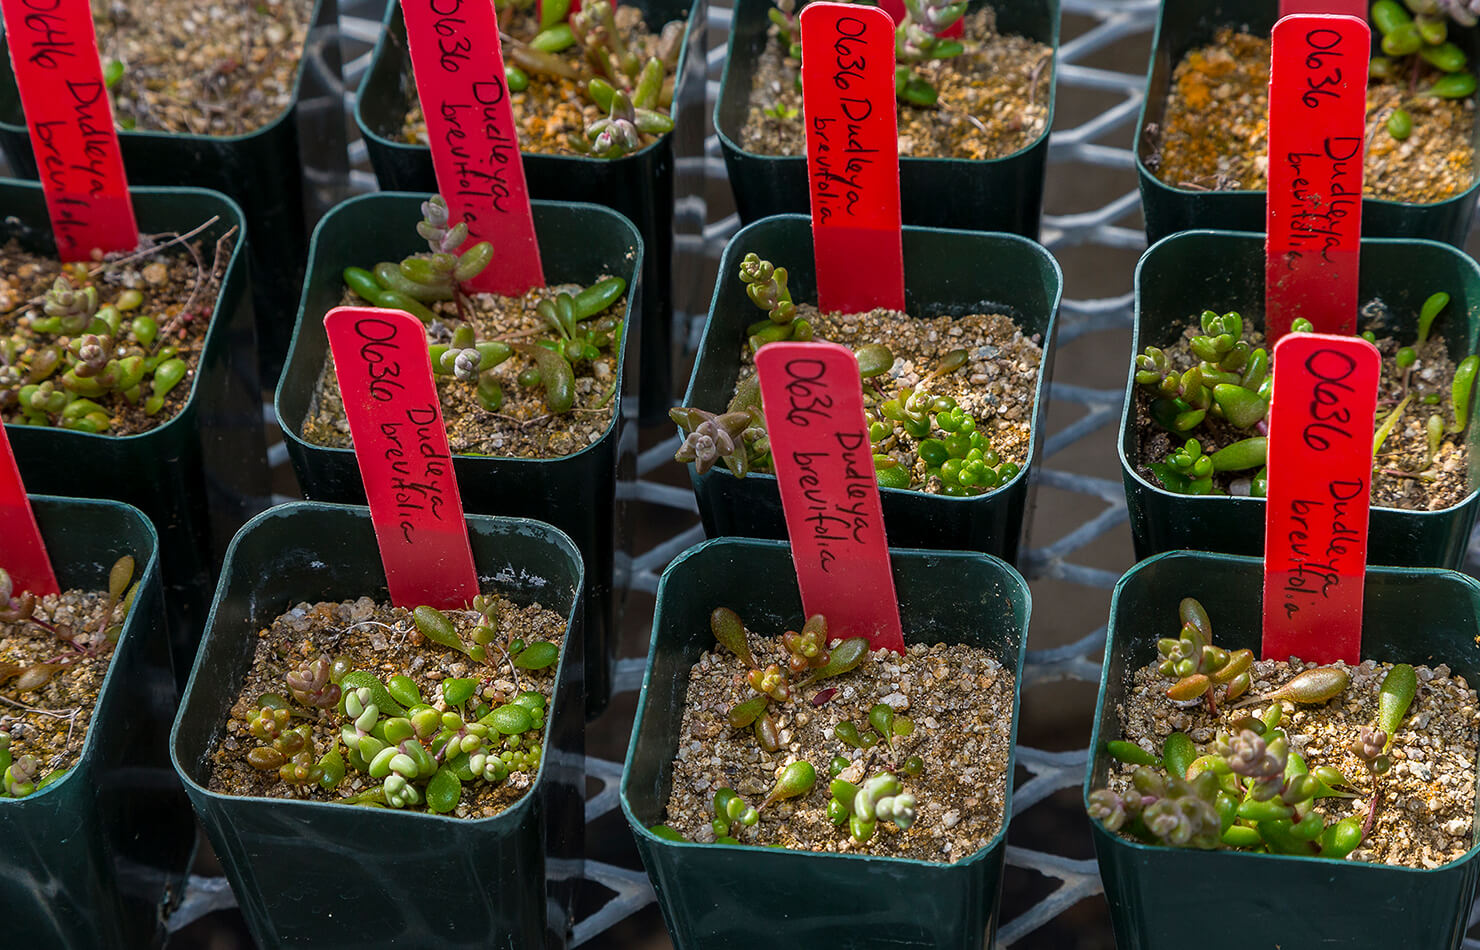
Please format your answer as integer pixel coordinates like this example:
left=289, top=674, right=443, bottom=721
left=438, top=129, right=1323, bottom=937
left=739, top=6, right=1052, bottom=160
left=654, top=609, right=1015, bottom=862
left=206, top=593, right=565, bottom=816
left=1091, top=598, right=1479, bottom=869
left=674, top=253, right=1044, bottom=497
left=1147, top=27, right=1476, bottom=203
left=0, top=225, right=237, bottom=435
left=396, top=1, right=687, bottom=158
left=93, top=0, right=315, bottom=136
left=0, top=557, right=137, bottom=798
left=297, top=197, right=626, bottom=458
left=1133, top=300, right=1474, bottom=511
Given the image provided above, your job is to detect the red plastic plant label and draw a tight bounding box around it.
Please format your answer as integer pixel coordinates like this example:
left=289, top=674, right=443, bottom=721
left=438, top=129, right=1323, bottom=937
left=325, top=306, right=479, bottom=610
left=1279, top=0, right=1365, bottom=16
left=402, top=0, right=544, bottom=295
left=800, top=2, right=906, bottom=315
left=0, top=424, right=59, bottom=596
left=755, top=341, right=905, bottom=653
left=1, top=0, right=137, bottom=261
left=1261, top=333, right=1380, bottom=664
left=1265, top=14, right=1369, bottom=340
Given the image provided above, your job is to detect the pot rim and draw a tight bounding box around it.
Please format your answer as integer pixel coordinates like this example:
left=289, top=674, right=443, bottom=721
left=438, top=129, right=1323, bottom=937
left=0, top=494, right=160, bottom=806
left=272, top=190, right=642, bottom=466
left=1118, top=227, right=1480, bottom=517
left=680, top=212, right=1063, bottom=504
left=1082, top=548, right=1480, bottom=874
left=712, top=0, right=1061, bottom=168
left=352, top=0, right=701, bottom=165
left=167, top=499, right=584, bottom=828
left=618, top=534, right=1031, bottom=870
left=0, top=180, right=248, bottom=446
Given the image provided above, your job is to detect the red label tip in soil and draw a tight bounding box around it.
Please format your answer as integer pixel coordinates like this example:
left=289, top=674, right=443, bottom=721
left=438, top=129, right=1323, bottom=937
left=1, top=0, right=137, bottom=261
left=0, top=424, right=59, bottom=596
left=1279, top=0, right=1366, bottom=16
left=1265, top=14, right=1368, bottom=341
left=755, top=341, right=905, bottom=654
left=402, top=0, right=545, bottom=296
left=1261, top=332, right=1379, bottom=665
left=324, top=306, right=479, bottom=611
left=800, top=2, right=906, bottom=315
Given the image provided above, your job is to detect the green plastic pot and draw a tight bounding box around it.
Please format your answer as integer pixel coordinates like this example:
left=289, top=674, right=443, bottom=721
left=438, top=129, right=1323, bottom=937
left=0, top=0, right=341, bottom=378
left=354, top=0, right=706, bottom=423
left=1120, top=229, right=1480, bottom=568
left=1086, top=550, right=1480, bottom=949
left=620, top=536, right=1029, bottom=949
left=0, top=179, right=267, bottom=681
left=682, top=213, right=1061, bottom=566
left=714, top=0, right=1058, bottom=239
left=170, top=501, right=586, bottom=949
left=274, top=192, right=639, bottom=719
left=2, top=495, right=191, bottom=950
left=1135, top=0, right=1480, bottom=247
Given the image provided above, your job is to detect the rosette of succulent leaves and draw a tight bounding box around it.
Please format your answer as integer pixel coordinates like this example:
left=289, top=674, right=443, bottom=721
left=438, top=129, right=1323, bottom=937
left=1370, top=0, right=1478, bottom=141
left=1, top=557, right=137, bottom=798
left=1089, top=597, right=1419, bottom=858
left=1135, top=294, right=1477, bottom=496
left=494, top=0, right=683, bottom=158
left=342, top=195, right=626, bottom=415
left=670, top=253, right=1021, bottom=496
left=235, top=595, right=561, bottom=812
left=0, top=255, right=210, bottom=433
left=765, top=0, right=968, bottom=109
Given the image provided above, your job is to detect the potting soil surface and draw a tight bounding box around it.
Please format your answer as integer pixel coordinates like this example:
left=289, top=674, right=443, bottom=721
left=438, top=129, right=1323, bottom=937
left=1149, top=29, right=1476, bottom=203
left=1111, top=655, right=1480, bottom=869
left=1135, top=312, right=1472, bottom=511
left=207, top=596, right=566, bottom=818
left=739, top=7, right=1053, bottom=160
left=0, top=231, right=233, bottom=435
left=0, top=584, right=128, bottom=785
left=302, top=279, right=625, bottom=458
left=399, top=6, right=685, bottom=156
left=662, top=629, right=1015, bottom=862
left=96, top=0, right=316, bottom=136
left=728, top=303, right=1042, bottom=493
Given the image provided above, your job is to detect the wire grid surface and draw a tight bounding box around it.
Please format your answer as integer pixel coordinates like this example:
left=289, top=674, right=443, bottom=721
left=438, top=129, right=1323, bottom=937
left=165, top=0, right=1480, bottom=945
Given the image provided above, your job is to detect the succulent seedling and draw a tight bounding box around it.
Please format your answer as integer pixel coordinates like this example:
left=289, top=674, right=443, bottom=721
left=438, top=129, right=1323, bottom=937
left=1349, top=663, right=1417, bottom=836
left=828, top=771, right=918, bottom=843
left=1155, top=597, right=1254, bottom=713
left=1370, top=0, right=1477, bottom=142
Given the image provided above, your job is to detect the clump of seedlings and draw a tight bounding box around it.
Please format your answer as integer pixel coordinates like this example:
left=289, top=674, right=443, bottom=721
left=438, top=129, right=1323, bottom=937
left=670, top=253, right=1027, bottom=495
left=1135, top=295, right=1476, bottom=499
left=0, top=223, right=237, bottom=434
left=337, top=194, right=627, bottom=417
left=226, top=594, right=559, bottom=812
left=1371, top=0, right=1478, bottom=141
left=0, top=557, right=138, bottom=798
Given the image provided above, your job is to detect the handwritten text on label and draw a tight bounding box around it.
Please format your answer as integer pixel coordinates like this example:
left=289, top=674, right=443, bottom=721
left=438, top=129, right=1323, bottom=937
left=1, top=0, right=137, bottom=259
left=402, top=0, right=544, bottom=295
left=1265, top=14, right=1369, bottom=339
left=325, top=307, right=478, bottom=609
left=756, top=341, right=904, bottom=652
left=800, top=2, right=905, bottom=314
left=1261, top=333, right=1379, bottom=664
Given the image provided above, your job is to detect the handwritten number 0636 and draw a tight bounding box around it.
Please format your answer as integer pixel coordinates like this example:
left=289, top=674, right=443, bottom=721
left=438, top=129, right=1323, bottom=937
left=1300, top=28, right=1344, bottom=109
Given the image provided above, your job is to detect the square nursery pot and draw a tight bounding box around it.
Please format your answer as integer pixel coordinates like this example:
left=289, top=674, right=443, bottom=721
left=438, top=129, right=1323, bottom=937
left=683, top=213, right=1061, bottom=566
left=1, top=179, right=268, bottom=682
left=620, top=536, right=1030, bottom=950
left=1135, top=0, right=1480, bottom=247
left=275, top=192, right=639, bottom=719
left=1086, top=550, right=1480, bottom=950
left=170, top=501, right=586, bottom=950
left=2, top=496, right=192, bottom=950
left=714, top=0, right=1059, bottom=239
left=1120, top=229, right=1480, bottom=568
left=354, top=0, right=707, bottom=423
left=0, top=0, right=343, bottom=379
